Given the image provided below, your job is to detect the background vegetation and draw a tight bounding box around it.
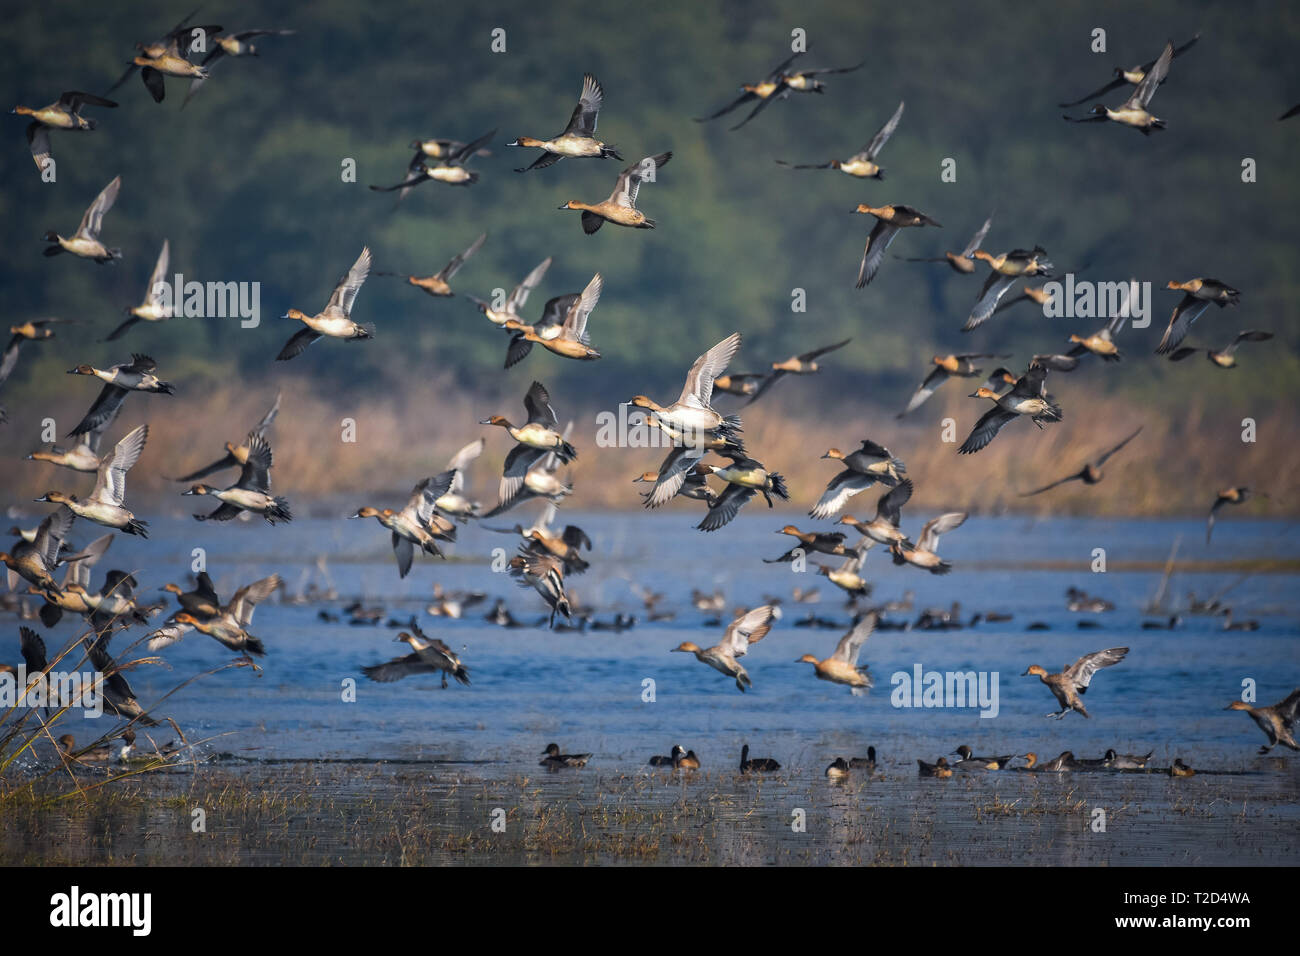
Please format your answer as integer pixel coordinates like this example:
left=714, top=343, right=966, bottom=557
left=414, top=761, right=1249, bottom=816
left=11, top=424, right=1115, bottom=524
left=1, top=0, right=1297, bottom=513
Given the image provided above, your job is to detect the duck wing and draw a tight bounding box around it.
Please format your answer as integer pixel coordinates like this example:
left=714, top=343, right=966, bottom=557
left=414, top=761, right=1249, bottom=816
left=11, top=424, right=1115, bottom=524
left=695, top=90, right=755, bottom=122
left=833, top=612, right=876, bottom=667
left=960, top=215, right=995, bottom=259
left=523, top=380, right=560, bottom=428
left=1130, top=42, right=1173, bottom=109
left=142, top=239, right=170, bottom=306
left=1065, top=646, right=1128, bottom=690
left=855, top=220, right=900, bottom=288
left=68, top=383, right=127, bottom=438
left=226, top=573, right=282, bottom=627
left=92, top=424, right=148, bottom=506
left=561, top=274, right=602, bottom=344
left=677, top=331, right=742, bottom=410
left=917, top=512, right=967, bottom=552
left=861, top=101, right=903, bottom=160
left=1093, top=426, right=1142, bottom=467
left=1156, top=294, right=1211, bottom=354
left=562, top=73, right=603, bottom=137
left=810, top=469, right=874, bottom=520
left=362, top=651, right=430, bottom=683
left=722, top=604, right=776, bottom=657
left=437, top=232, right=486, bottom=282
left=507, top=257, right=552, bottom=313
left=964, top=273, right=1017, bottom=330
left=958, top=407, right=1017, bottom=454
left=76, top=175, right=121, bottom=241
left=326, top=246, right=371, bottom=316
left=276, top=327, right=321, bottom=361
left=875, top=478, right=913, bottom=523
left=696, top=483, right=754, bottom=532
left=899, top=366, right=948, bottom=416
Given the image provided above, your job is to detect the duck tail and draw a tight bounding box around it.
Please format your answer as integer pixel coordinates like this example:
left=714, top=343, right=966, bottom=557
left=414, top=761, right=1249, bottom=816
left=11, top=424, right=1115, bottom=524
left=601, top=145, right=623, bottom=161
left=269, top=497, right=293, bottom=523
left=463, top=171, right=480, bottom=185
left=125, top=518, right=149, bottom=538
left=638, top=218, right=656, bottom=230
left=890, top=457, right=907, bottom=474
left=355, top=324, right=376, bottom=339
left=454, top=666, right=470, bottom=686
left=559, top=440, right=578, bottom=462
left=890, top=546, right=907, bottom=566
left=720, top=414, right=743, bottom=433
left=154, top=381, right=176, bottom=395
left=244, top=635, right=267, bottom=656
left=768, top=473, right=790, bottom=501
left=929, top=560, right=953, bottom=576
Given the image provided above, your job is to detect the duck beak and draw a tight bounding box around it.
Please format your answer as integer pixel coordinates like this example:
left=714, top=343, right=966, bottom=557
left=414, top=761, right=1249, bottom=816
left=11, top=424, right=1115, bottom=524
left=478, top=419, right=494, bottom=425
left=33, top=495, right=49, bottom=502
left=556, top=204, right=570, bottom=210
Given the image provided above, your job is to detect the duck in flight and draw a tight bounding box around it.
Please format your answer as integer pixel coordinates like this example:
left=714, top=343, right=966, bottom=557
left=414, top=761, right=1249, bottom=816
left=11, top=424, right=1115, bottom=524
left=1023, top=647, right=1129, bottom=719
left=1168, top=330, right=1271, bottom=368
left=1156, top=278, right=1241, bottom=355
left=851, top=204, right=941, bottom=288
left=1058, top=35, right=1198, bottom=107
left=776, top=101, right=902, bottom=179
left=558, top=152, right=671, bottom=233
left=43, top=175, right=122, bottom=262
left=277, top=246, right=374, bottom=360
left=898, top=214, right=993, bottom=274
left=508, top=73, right=622, bottom=171
left=959, top=363, right=1062, bottom=455
left=1064, top=41, right=1175, bottom=134
left=671, top=605, right=777, bottom=692
left=1019, top=427, right=1142, bottom=497
left=12, top=90, right=117, bottom=175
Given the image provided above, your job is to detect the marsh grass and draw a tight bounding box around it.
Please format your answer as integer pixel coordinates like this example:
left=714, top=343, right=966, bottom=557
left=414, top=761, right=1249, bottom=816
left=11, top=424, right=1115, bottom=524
left=3, top=761, right=1294, bottom=866
left=1, top=373, right=1293, bottom=517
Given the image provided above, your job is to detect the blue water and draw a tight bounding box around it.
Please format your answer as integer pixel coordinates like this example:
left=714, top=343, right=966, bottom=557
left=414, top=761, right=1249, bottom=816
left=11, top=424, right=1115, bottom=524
left=8, top=510, right=1297, bottom=773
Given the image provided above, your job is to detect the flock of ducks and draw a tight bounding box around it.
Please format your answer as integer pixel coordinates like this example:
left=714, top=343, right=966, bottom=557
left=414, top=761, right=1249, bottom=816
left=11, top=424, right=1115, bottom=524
left=3, top=17, right=1295, bottom=780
